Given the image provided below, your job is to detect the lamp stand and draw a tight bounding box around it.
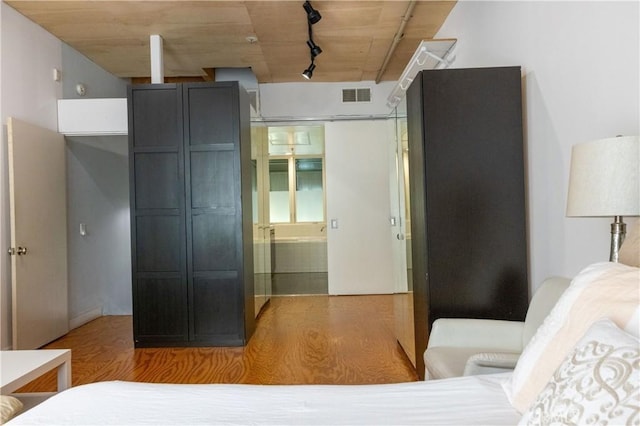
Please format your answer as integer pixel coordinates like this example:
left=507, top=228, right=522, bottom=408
left=609, top=215, right=627, bottom=262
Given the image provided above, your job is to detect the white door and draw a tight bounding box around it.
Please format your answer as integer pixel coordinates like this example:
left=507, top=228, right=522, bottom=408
left=8, top=117, right=68, bottom=349
left=325, top=120, right=395, bottom=295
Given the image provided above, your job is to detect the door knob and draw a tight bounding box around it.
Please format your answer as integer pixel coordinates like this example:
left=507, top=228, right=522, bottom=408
left=7, top=247, right=27, bottom=255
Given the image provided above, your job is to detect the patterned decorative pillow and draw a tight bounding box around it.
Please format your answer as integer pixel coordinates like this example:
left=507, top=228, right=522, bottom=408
left=518, top=318, right=639, bottom=425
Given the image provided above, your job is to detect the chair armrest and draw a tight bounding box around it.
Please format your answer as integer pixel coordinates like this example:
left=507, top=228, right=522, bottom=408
left=427, top=318, right=524, bottom=352
left=463, top=352, right=521, bottom=376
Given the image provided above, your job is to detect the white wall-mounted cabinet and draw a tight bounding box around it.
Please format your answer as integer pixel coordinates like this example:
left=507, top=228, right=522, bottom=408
left=57, top=98, right=127, bottom=136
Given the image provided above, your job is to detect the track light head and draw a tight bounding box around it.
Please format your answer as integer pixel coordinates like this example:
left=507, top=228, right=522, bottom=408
left=307, top=40, right=322, bottom=58
left=302, top=62, right=316, bottom=80
left=303, top=1, right=322, bottom=25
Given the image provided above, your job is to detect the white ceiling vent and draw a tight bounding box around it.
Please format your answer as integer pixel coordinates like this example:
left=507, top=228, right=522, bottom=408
left=342, top=88, right=371, bottom=103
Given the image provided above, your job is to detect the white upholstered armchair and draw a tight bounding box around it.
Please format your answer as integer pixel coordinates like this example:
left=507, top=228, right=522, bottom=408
left=424, top=276, right=571, bottom=380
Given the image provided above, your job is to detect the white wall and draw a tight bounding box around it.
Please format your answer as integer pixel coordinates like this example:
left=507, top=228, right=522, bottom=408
left=61, top=44, right=128, bottom=100
left=1, top=2, right=63, bottom=349
left=260, top=81, right=396, bottom=119
left=436, top=1, right=639, bottom=290
left=60, top=43, right=131, bottom=323
left=66, top=137, right=131, bottom=320
left=325, top=120, right=395, bottom=295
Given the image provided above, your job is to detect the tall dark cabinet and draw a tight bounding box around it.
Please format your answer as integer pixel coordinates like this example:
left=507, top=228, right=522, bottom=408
left=128, top=81, right=255, bottom=347
left=407, top=67, right=529, bottom=378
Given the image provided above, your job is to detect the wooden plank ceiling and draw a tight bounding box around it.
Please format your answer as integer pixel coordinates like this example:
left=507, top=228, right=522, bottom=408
left=5, top=1, right=456, bottom=83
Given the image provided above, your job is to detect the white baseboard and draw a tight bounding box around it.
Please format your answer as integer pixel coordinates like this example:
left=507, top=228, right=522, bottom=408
left=69, top=305, right=103, bottom=330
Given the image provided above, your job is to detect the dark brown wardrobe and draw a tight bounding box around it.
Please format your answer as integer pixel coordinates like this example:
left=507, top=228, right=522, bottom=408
left=128, top=81, right=255, bottom=347
left=407, top=67, right=529, bottom=378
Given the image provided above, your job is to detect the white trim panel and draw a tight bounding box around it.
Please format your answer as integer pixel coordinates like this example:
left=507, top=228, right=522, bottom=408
left=58, top=98, right=128, bottom=136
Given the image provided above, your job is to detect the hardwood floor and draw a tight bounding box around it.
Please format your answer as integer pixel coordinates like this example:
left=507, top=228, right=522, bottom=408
left=20, top=295, right=418, bottom=392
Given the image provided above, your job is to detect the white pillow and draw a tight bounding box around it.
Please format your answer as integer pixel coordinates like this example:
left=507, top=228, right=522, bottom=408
left=504, top=261, right=640, bottom=413
left=518, top=318, right=639, bottom=425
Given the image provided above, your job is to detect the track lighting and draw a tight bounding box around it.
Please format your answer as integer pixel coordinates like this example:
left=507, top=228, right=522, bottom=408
left=302, top=1, right=322, bottom=80
left=302, top=62, right=316, bottom=80
left=307, top=39, right=322, bottom=58
left=303, top=1, right=322, bottom=25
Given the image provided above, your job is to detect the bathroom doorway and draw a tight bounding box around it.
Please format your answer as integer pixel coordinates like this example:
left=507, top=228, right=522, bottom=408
left=251, top=124, right=328, bottom=298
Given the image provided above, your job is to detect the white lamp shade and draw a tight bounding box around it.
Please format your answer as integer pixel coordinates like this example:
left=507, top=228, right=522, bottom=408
left=566, top=136, right=639, bottom=217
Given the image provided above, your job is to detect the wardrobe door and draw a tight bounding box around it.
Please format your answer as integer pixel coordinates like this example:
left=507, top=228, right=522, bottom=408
left=129, top=84, right=188, bottom=346
left=183, top=82, right=249, bottom=345
left=423, top=67, right=528, bottom=322
left=408, top=67, right=529, bottom=378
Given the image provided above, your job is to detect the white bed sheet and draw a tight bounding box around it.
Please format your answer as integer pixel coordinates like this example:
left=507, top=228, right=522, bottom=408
left=8, top=373, right=520, bottom=425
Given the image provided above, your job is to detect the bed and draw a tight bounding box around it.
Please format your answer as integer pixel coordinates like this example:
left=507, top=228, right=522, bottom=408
left=7, top=258, right=640, bottom=425
left=7, top=373, right=519, bottom=425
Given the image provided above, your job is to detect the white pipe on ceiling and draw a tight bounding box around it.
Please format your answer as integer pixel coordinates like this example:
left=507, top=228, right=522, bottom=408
left=375, top=1, right=417, bottom=84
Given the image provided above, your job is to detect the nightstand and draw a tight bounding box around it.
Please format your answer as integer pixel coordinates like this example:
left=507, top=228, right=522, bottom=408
left=0, top=349, right=71, bottom=409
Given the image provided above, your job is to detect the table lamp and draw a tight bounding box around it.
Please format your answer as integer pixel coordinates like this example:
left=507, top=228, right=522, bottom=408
left=566, top=135, right=639, bottom=262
